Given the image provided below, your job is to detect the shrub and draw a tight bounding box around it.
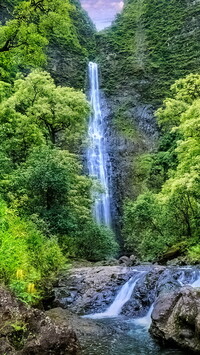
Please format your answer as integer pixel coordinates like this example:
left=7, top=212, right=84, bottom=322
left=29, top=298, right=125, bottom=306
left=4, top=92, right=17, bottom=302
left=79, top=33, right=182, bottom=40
left=188, top=245, right=200, bottom=264
left=0, top=199, right=65, bottom=303
left=61, top=221, right=119, bottom=261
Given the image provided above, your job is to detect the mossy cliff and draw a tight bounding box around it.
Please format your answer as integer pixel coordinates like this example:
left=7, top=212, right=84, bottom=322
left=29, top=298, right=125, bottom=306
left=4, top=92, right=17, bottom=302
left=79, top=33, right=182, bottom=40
left=97, top=0, right=200, bottom=101
left=95, top=0, right=200, bottom=235
left=47, top=0, right=96, bottom=88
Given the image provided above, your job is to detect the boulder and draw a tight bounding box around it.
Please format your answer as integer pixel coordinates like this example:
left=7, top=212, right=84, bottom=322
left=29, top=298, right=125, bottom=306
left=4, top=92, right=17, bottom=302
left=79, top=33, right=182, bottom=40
left=0, top=287, right=80, bottom=354
left=46, top=308, right=115, bottom=339
left=130, top=254, right=140, bottom=266
left=51, top=266, right=134, bottom=314
left=118, top=256, right=131, bottom=266
left=150, top=286, right=200, bottom=353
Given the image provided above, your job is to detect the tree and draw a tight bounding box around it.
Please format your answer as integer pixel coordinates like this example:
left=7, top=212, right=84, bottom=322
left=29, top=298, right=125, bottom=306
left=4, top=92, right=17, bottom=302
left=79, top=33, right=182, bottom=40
left=123, top=74, right=200, bottom=260
left=0, top=70, right=90, bottom=164
left=6, top=145, right=119, bottom=260
left=8, top=146, right=92, bottom=236
left=0, top=0, right=78, bottom=71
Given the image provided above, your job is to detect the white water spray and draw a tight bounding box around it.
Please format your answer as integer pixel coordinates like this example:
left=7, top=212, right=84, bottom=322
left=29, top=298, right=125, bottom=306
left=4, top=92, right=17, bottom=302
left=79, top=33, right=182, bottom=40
left=83, top=274, right=141, bottom=319
left=191, top=272, right=200, bottom=287
left=133, top=304, right=154, bottom=329
left=178, top=268, right=200, bottom=287
left=87, top=62, right=111, bottom=226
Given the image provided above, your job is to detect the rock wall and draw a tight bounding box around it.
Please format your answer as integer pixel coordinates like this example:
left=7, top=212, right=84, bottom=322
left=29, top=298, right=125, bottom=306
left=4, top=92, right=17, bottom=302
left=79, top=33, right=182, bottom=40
left=95, top=0, right=200, bottom=237
left=105, top=90, right=158, bottom=238
left=47, top=0, right=96, bottom=89
left=0, top=1, right=12, bottom=24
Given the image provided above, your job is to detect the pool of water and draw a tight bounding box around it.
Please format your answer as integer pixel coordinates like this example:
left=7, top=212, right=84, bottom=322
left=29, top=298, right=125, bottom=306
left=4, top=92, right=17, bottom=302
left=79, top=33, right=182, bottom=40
left=81, top=316, right=186, bottom=355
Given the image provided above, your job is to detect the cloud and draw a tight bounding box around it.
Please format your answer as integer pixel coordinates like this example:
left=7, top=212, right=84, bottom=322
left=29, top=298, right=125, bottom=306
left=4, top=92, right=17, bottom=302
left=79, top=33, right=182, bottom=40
left=111, top=1, right=124, bottom=11
left=80, top=0, right=124, bottom=30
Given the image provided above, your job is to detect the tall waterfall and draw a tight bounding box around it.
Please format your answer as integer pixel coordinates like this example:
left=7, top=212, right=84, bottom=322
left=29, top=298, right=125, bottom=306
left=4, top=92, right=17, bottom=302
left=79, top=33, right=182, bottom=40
left=87, top=62, right=111, bottom=227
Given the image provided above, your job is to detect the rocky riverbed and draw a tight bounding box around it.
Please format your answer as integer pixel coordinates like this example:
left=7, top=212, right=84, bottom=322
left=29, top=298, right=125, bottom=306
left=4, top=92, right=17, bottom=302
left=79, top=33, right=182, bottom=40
left=49, top=264, right=200, bottom=354
left=1, top=264, right=200, bottom=354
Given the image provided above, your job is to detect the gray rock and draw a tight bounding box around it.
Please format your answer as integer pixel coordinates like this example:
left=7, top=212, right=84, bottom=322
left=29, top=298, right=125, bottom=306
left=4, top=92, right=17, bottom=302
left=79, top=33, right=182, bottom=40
left=122, top=266, right=165, bottom=317
left=150, top=286, right=200, bottom=353
left=119, top=256, right=131, bottom=266
left=50, top=265, right=200, bottom=325
left=51, top=266, right=135, bottom=314
left=130, top=254, right=140, bottom=266
left=0, top=287, right=80, bottom=354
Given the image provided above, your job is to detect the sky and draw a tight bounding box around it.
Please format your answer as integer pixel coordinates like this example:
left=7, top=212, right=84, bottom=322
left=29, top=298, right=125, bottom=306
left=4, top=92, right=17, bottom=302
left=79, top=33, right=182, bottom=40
left=80, top=0, right=124, bottom=31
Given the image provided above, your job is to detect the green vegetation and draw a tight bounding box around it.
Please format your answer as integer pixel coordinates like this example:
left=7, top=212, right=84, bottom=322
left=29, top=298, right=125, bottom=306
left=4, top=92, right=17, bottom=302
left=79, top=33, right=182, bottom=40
left=123, top=74, right=200, bottom=261
left=63, top=221, right=119, bottom=261
left=0, top=69, right=118, bottom=301
left=0, top=0, right=200, bottom=304
left=0, top=0, right=96, bottom=86
left=113, top=104, right=139, bottom=140
left=95, top=0, right=200, bottom=263
left=0, top=0, right=75, bottom=80
left=0, top=1, right=117, bottom=302
left=0, top=199, right=65, bottom=303
left=97, top=0, right=200, bottom=102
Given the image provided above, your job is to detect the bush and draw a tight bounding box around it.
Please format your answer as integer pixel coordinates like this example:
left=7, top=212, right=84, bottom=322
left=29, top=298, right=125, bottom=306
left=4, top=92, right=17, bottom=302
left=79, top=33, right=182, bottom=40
left=0, top=199, right=65, bottom=303
left=61, top=221, right=119, bottom=261
left=188, top=245, right=200, bottom=264
left=8, top=146, right=92, bottom=237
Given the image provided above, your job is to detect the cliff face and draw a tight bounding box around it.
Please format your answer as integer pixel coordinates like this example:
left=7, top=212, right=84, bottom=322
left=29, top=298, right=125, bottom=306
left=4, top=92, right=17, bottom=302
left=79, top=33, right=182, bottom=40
left=47, top=0, right=96, bottom=88
left=98, top=0, right=200, bottom=101
left=96, top=0, right=200, bottom=236
left=0, top=1, right=13, bottom=24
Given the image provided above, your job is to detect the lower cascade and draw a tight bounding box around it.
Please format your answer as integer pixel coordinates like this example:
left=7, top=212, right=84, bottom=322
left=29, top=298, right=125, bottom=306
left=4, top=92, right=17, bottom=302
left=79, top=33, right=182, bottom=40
left=87, top=62, right=111, bottom=227
left=82, top=267, right=200, bottom=324
left=133, top=304, right=155, bottom=329
left=54, top=265, right=200, bottom=355
left=83, top=272, right=144, bottom=319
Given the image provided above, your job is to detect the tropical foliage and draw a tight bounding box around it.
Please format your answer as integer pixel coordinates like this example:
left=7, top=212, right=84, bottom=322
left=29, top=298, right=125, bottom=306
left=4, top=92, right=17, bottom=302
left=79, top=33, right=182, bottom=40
left=0, top=0, right=117, bottom=302
left=123, top=74, right=200, bottom=260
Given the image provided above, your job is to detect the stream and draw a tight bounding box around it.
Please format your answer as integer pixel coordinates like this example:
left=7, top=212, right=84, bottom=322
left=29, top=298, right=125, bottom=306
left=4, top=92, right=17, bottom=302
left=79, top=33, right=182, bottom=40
left=80, top=317, right=185, bottom=355
left=76, top=267, right=200, bottom=355
left=83, top=60, right=197, bottom=354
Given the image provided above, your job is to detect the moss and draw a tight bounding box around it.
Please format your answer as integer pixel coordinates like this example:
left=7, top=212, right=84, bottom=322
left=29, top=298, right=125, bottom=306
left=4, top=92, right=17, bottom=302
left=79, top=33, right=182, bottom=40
left=97, top=0, right=200, bottom=103
left=113, top=105, right=139, bottom=139
left=8, top=321, right=28, bottom=350
left=47, top=0, right=96, bottom=89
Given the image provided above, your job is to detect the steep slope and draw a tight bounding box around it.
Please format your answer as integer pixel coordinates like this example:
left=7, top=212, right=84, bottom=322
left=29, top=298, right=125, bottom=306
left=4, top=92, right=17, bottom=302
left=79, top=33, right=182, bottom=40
left=47, top=0, right=96, bottom=88
left=98, top=0, right=200, bottom=101
left=96, top=0, right=200, bottom=235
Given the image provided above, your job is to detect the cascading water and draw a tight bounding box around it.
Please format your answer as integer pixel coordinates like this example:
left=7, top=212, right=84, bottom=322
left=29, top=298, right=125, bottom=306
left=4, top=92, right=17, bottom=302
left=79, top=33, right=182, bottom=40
left=177, top=267, right=200, bottom=287
left=83, top=272, right=143, bottom=319
left=133, top=304, right=154, bottom=329
left=87, top=62, right=111, bottom=227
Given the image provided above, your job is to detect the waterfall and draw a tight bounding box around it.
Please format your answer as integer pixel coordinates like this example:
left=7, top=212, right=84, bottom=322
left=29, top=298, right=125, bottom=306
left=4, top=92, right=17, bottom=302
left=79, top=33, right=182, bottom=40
left=87, top=62, right=111, bottom=227
left=178, top=268, right=200, bottom=287
left=133, top=304, right=154, bottom=329
left=83, top=273, right=142, bottom=319
left=102, top=275, right=140, bottom=317
left=191, top=272, right=200, bottom=287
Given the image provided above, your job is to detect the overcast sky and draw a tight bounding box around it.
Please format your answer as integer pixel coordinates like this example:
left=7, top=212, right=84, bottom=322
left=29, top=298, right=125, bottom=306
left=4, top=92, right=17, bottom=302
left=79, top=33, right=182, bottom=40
left=80, top=0, right=124, bottom=31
